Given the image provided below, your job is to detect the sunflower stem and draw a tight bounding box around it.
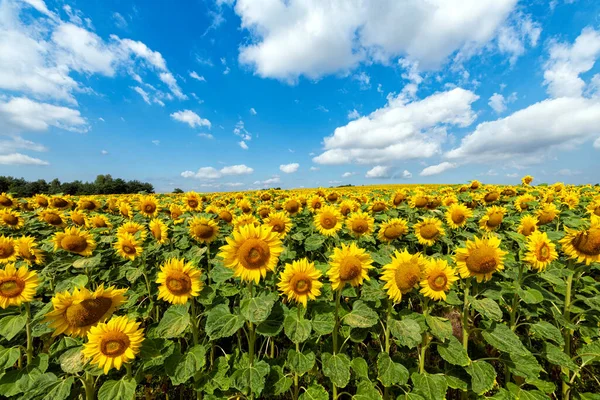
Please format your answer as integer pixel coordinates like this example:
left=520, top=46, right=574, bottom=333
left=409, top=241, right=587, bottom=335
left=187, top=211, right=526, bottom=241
left=25, top=302, right=33, bottom=365
left=190, top=299, right=199, bottom=346
left=418, top=298, right=430, bottom=374
left=383, top=300, right=393, bottom=400
left=461, top=278, right=470, bottom=352
left=247, top=281, right=256, bottom=400
left=83, top=372, right=95, bottom=400
left=332, top=288, right=342, bottom=399
left=293, top=305, right=302, bottom=400
left=562, top=260, right=575, bottom=400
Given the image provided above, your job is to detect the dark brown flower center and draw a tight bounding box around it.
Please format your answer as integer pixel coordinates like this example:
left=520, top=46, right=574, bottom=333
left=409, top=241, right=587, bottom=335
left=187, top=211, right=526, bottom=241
left=166, top=273, right=192, bottom=295
left=0, top=242, right=15, bottom=258
left=451, top=210, right=466, bottom=224
left=320, top=213, right=337, bottom=229
left=428, top=273, right=447, bottom=291
left=571, top=229, right=600, bottom=256
left=2, top=214, right=18, bottom=226
left=65, top=297, right=112, bottom=327
left=193, top=224, right=214, bottom=239
left=0, top=196, right=13, bottom=207
left=100, top=332, right=130, bottom=357
left=486, top=212, right=503, bottom=228
left=394, top=262, right=421, bottom=293
left=45, top=213, right=63, bottom=225
left=384, top=225, right=403, bottom=240
left=466, top=247, right=498, bottom=274
left=61, top=235, right=88, bottom=253
left=239, top=239, right=270, bottom=269
left=188, top=199, right=199, bottom=208
left=351, top=220, right=368, bottom=234
left=339, top=256, right=362, bottom=281
left=0, top=279, right=24, bottom=298
left=419, top=224, right=439, bottom=240
left=537, top=243, right=551, bottom=261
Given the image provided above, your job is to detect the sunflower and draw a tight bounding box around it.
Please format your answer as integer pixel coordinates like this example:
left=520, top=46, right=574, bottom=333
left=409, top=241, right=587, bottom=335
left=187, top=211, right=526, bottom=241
left=314, top=205, right=343, bottom=237
left=257, top=205, right=272, bottom=219
left=419, top=259, right=458, bottom=301
left=114, top=233, right=143, bottom=261
left=414, top=217, right=445, bottom=247
left=156, top=258, right=203, bottom=304
left=559, top=221, right=600, bottom=265
left=277, top=258, right=323, bottom=307
left=118, top=201, right=132, bottom=219
left=562, top=192, right=579, bottom=210
left=326, top=191, right=339, bottom=203
left=184, top=192, right=203, bottom=212
left=346, top=210, right=374, bottom=237
left=586, top=199, right=600, bottom=217
left=264, top=211, right=292, bottom=238
left=70, top=211, right=87, bottom=226
left=455, top=235, right=507, bottom=282
left=377, top=218, right=408, bottom=242
left=308, top=195, right=324, bottom=213
left=443, top=195, right=458, bottom=207
left=0, top=210, right=24, bottom=229
left=370, top=199, right=387, bottom=213
left=327, top=242, right=373, bottom=291
left=284, top=198, right=302, bottom=216
left=409, top=193, right=429, bottom=209
left=445, top=204, right=473, bottom=229
left=233, top=214, right=259, bottom=230
left=39, top=210, right=67, bottom=227
left=517, top=215, right=538, bottom=236
left=380, top=250, right=426, bottom=303
left=14, top=236, right=44, bottom=265
left=49, top=196, right=71, bottom=210
left=169, top=204, right=185, bottom=224
left=339, top=200, right=358, bottom=216
left=0, top=236, right=18, bottom=264
left=117, top=221, right=147, bottom=240
left=0, top=264, right=39, bottom=309
left=77, top=197, right=101, bottom=212
left=149, top=219, right=168, bottom=244
left=479, top=206, right=507, bottom=232
left=33, top=194, right=49, bottom=208
left=470, top=180, right=481, bottom=190
left=189, top=217, right=219, bottom=243
left=138, top=195, right=159, bottom=218
left=522, top=175, right=533, bottom=186
left=483, top=191, right=500, bottom=203
left=515, top=194, right=535, bottom=212
left=0, top=193, right=16, bottom=209
left=219, top=224, right=283, bottom=283
left=536, top=203, right=559, bottom=225
left=53, top=227, right=97, bottom=257
left=391, top=190, right=407, bottom=207
left=44, top=285, right=127, bottom=337
left=86, top=214, right=112, bottom=230
left=82, top=315, right=144, bottom=374
left=237, top=198, right=253, bottom=214
left=525, top=231, right=557, bottom=271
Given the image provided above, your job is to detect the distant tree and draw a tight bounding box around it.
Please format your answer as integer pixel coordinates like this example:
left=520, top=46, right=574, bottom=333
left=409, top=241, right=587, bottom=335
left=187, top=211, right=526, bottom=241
left=173, top=188, right=184, bottom=193
left=0, top=176, right=155, bottom=196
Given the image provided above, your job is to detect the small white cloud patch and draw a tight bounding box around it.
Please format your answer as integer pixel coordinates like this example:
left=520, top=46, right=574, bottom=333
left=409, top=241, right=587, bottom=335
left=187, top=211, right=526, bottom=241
left=280, top=163, right=299, bottom=173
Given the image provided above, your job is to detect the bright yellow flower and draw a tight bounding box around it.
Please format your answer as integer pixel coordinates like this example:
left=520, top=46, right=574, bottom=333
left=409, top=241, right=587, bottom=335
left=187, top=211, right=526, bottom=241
left=419, top=259, right=458, bottom=301
left=455, top=235, right=507, bottom=282
left=149, top=219, right=168, bottom=244
left=53, top=227, right=97, bottom=257
left=517, top=215, right=538, bottom=236
left=114, top=233, right=143, bottom=261
left=414, top=217, right=445, bottom=247
left=314, top=205, right=343, bottom=236
left=327, top=242, right=373, bottom=291
left=346, top=210, right=374, bottom=238
left=277, top=258, right=323, bottom=307
left=189, top=217, right=219, bottom=243
left=445, top=204, right=472, bottom=229
left=525, top=231, right=557, bottom=271
left=0, top=263, right=39, bottom=308
left=380, top=250, right=426, bottom=303
left=156, top=258, right=203, bottom=304
left=377, top=218, right=408, bottom=242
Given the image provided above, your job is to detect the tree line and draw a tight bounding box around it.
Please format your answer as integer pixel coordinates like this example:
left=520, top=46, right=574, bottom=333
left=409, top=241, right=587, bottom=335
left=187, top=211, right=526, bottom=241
left=0, top=175, right=154, bottom=197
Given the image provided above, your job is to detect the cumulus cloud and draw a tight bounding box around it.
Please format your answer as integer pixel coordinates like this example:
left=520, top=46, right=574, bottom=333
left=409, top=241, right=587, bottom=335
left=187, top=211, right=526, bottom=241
left=170, top=110, right=211, bottom=128
left=221, top=164, right=254, bottom=175
left=181, top=164, right=254, bottom=179
left=420, top=162, right=456, bottom=176
left=0, top=153, right=48, bottom=165
left=365, top=165, right=391, bottom=178
left=402, top=170, right=412, bottom=179
left=594, top=137, right=600, bottom=149
left=101, top=150, right=108, bottom=155
left=0, top=97, right=88, bottom=133
left=313, top=88, right=479, bottom=165
left=280, top=163, right=299, bottom=173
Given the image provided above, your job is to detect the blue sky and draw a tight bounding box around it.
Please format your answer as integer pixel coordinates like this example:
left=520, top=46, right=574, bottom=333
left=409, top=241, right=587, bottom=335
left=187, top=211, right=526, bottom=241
left=1, top=0, right=600, bottom=192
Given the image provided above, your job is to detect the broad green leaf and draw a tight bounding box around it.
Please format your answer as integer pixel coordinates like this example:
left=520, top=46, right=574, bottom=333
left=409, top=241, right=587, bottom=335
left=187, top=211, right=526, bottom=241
left=42, top=377, right=74, bottom=400
left=351, top=357, right=370, bottom=380
left=545, top=343, right=577, bottom=371
left=72, top=254, right=102, bottom=270
left=287, top=349, right=315, bottom=375
left=97, top=377, right=136, bottom=400
left=231, top=359, right=270, bottom=397
left=322, top=353, right=351, bottom=388
left=312, top=311, right=335, bottom=335
left=209, top=264, right=234, bottom=284
left=482, top=323, right=529, bottom=356
left=167, top=345, right=206, bottom=385
left=205, top=304, right=244, bottom=340
left=389, top=318, right=422, bottom=348
left=0, top=314, right=26, bottom=341
left=284, top=312, right=312, bottom=344
left=578, top=341, right=600, bottom=365
left=59, top=347, right=84, bottom=374
left=269, top=365, right=293, bottom=396
left=54, top=274, right=88, bottom=292
left=467, top=361, right=496, bottom=395
left=353, top=380, right=383, bottom=400
left=139, top=338, right=175, bottom=369
left=0, top=346, right=20, bottom=370
left=437, top=336, right=469, bottom=366
left=305, top=234, right=325, bottom=251
left=411, top=373, right=448, bottom=400
left=506, top=383, right=548, bottom=400
left=507, top=351, right=543, bottom=380
left=530, top=322, right=564, bottom=346
left=299, top=383, right=329, bottom=400
left=240, top=293, right=277, bottom=324
left=343, top=300, right=378, bottom=328
left=155, top=304, right=190, bottom=339
left=256, top=302, right=284, bottom=337
left=377, top=352, right=409, bottom=387
left=517, top=288, right=544, bottom=304
left=470, top=298, right=503, bottom=321
left=425, top=316, right=453, bottom=341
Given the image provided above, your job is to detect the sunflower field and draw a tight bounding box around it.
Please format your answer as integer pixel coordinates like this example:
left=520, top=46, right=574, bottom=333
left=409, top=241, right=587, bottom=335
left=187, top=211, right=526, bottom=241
left=0, top=178, right=599, bottom=400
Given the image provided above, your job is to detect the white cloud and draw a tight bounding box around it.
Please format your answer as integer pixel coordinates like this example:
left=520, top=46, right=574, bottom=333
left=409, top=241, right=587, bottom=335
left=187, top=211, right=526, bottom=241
left=280, top=163, right=299, bottom=173
left=239, top=140, right=249, bottom=150
left=221, top=164, right=254, bottom=175
left=557, top=168, right=581, bottom=176
left=402, top=170, right=412, bottom=179
left=233, top=0, right=519, bottom=81
left=189, top=71, right=206, bottom=81
left=314, top=88, right=479, bottom=165
left=98, top=117, right=105, bottom=122
left=0, top=97, right=88, bottom=133
left=159, top=72, right=187, bottom=100
left=223, top=67, right=230, bottom=75
left=506, top=173, right=519, bottom=178
left=496, top=13, right=541, bottom=65
left=0, top=152, right=48, bottom=165
left=353, top=72, right=370, bottom=90
left=170, top=110, right=211, bottom=128
left=365, top=165, right=391, bottom=178
left=112, top=12, right=128, bottom=29
left=254, top=175, right=281, bottom=187
left=250, top=107, right=257, bottom=115
left=594, top=137, right=600, bottom=149
left=101, top=149, right=108, bottom=155
left=316, top=105, right=329, bottom=113
left=544, top=28, right=600, bottom=98
left=198, top=133, right=214, bottom=139
left=347, top=109, right=360, bottom=120
left=233, top=120, right=252, bottom=141
left=310, top=166, right=319, bottom=171
left=420, top=161, right=456, bottom=176
left=132, top=86, right=151, bottom=104
left=488, top=93, right=507, bottom=113
left=152, top=140, right=160, bottom=145
left=182, top=164, right=254, bottom=179
left=342, top=172, right=355, bottom=178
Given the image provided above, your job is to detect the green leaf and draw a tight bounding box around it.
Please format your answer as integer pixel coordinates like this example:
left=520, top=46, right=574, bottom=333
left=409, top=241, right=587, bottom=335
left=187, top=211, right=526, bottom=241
left=167, top=345, right=206, bottom=385
left=389, top=318, right=422, bottom=348
left=0, top=314, right=26, bottom=341
left=530, top=322, right=564, bottom=346
left=72, top=254, right=102, bottom=270
left=299, top=383, right=329, bottom=400
left=241, top=293, right=277, bottom=324
left=545, top=343, right=577, bottom=371
left=322, top=353, right=351, bottom=388
left=0, top=346, right=20, bottom=370
left=507, top=351, right=543, bottom=380
left=269, top=365, right=293, bottom=396
left=470, top=298, right=503, bottom=321
left=312, top=311, right=335, bottom=335
left=97, top=377, right=136, bottom=400
left=305, top=234, right=325, bottom=251
left=231, top=359, right=270, bottom=397
left=437, top=336, right=470, bottom=366
left=155, top=304, right=190, bottom=339
left=209, top=263, right=234, bottom=284
left=139, top=338, right=175, bottom=369
left=284, top=312, right=312, bottom=344
left=353, top=380, right=383, bottom=400
left=59, top=347, right=84, bottom=374
left=482, top=323, right=529, bottom=356
left=343, top=300, right=379, bottom=328
left=256, top=302, right=284, bottom=337
left=287, top=349, right=315, bottom=375
left=54, top=274, right=88, bottom=292
left=578, top=341, right=600, bottom=365
left=377, top=352, right=409, bottom=387
left=506, top=383, right=548, bottom=400
left=205, top=304, right=245, bottom=340
left=517, top=288, right=544, bottom=304
left=411, top=373, right=448, bottom=400
left=351, top=357, right=370, bottom=380
left=426, top=316, right=453, bottom=341
left=467, top=360, right=496, bottom=395
left=42, top=377, right=74, bottom=400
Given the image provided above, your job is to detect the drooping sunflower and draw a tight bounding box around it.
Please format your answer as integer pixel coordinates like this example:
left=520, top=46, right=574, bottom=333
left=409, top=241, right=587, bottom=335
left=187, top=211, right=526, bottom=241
left=370, top=199, right=388, bottom=214
left=44, top=285, right=127, bottom=337
left=0, top=193, right=15, bottom=209
left=586, top=199, right=600, bottom=217
left=184, top=192, right=203, bottom=212
left=380, top=250, right=426, bottom=303
left=14, top=236, right=44, bottom=265
left=515, top=194, right=535, bottom=212
left=284, top=198, right=302, bottom=216
left=77, top=197, right=101, bottom=212
left=419, top=259, right=458, bottom=301
left=39, top=210, right=67, bottom=228
left=114, top=233, right=143, bottom=261
left=0, top=210, right=24, bottom=230
left=536, top=203, right=559, bottom=225
left=53, top=227, right=97, bottom=257
left=264, top=211, right=292, bottom=238
left=517, top=215, right=538, bottom=236
left=391, top=190, right=407, bottom=207
left=377, top=218, right=408, bottom=243
left=219, top=224, right=283, bottom=283
left=233, top=214, right=259, bottom=230
left=49, top=195, right=71, bottom=210
left=409, top=192, right=429, bottom=209
left=33, top=194, right=49, bottom=208
left=346, top=210, right=374, bottom=237
left=559, top=221, right=600, bottom=265
left=156, top=258, right=203, bottom=304
left=522, top=175, right=534, bottom=186
left=479, top=206, right=507, bottom=232
left=118, top=201, right=132, bottom=219
left=86, top=214, right=112, bottom=230
left=470, top=180, right=481, bottom=190
left=70, top=211, right=87, bottom=226
left=562, top=192, right=579, bottom=210
left=277, top=258, right=323, bottom=307
left=0, top=264, right=39, bottom=309
left=189, top=217, right=219, bottom=243
left=455, top=235, right=507, bottom=282
left=0, top=236, right=17, bottom=264
left=117, top=221, right=147, bottom=240
left=217, top=208, right=234, bottom=224
left=314, top=205, right=343, bottom=237
left=414, top=217, right=445, bottom=247
left=82, top=315, right=144, bottom=374
left=327, top=242, right=373, bottom=291
left=138, top=195, right=159, bottom=218
left=445, top=203, right=473, bottom=229
left=339, top=200, right=358, bottom=217
left=525, top=231, right=557, bottom=271
left=149, top=219, right=168, bottom=244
